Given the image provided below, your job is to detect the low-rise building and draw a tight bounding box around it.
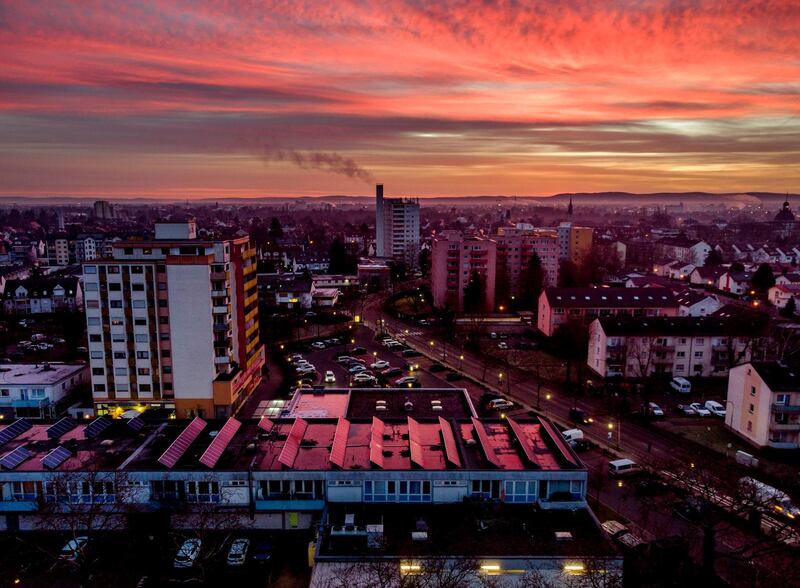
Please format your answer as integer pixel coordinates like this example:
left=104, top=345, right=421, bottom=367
left=538, top=287, right=678, bottom=337
left=587, top=315, right=758, bottom=379
left=1, top=277, right=82, bottom=314
left=768, top=284, right=800, bottom=309
left=675, top=289, right=721, bottom=316
left=0, top=363, right=89, bottom=419
left=718, top=270, right=754, bottom=296
left=726, top=362, right=800, bottom=449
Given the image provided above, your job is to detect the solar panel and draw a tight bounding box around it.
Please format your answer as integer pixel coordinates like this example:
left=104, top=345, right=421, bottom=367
left=0, top=445, right=32, bottom=470
left=438, top=417, right=461, bottom=468
left=47, top=417, right=78, bottom=440
left=329, top=418, right=350, bottom=469
left=278, top=418, right=308, bottom=468
left=369, top=416, right=385, bottom=469
left=0, top=418, right=33, bottom=446
left=258, top=418, right=275, bottom=433
left=507, top=418, right=540, bottom=468
left=41, top=446, right=72, bottom=470
left=158, top=417, right=207, bottom=469
left=127, top=415, right=146, bottom=432
left=471, top=418, right=503, bottom=469
left=199, top=417, right=241, bottom=468
left=84, top=416, right=113, bottom=439
left=407, top=417, right=425, bottom=469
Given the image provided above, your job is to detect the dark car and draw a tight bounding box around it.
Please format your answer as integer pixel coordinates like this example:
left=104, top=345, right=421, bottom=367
left=635, top=476, right=670, bottom=496
left=569, top=408, right=593, bottom=425
left=445, top=371, right=464, bottom=382
left=429, top=362, right=446, bottom=372
left=381, top=367, right=403, bottom=378
left=401, top=349, right=421, bottom=358
left=351, top=346, right=367, bottom=355
left=673, top=497, right=711, bottom=523
left=252, top=542, right=273, bottom=563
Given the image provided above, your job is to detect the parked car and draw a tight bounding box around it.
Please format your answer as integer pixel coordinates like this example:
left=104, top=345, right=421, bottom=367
left=669, top=376, right=692, bottom=394
left=226, top=538, right=250, bottom=567
left=324, top=370, right=336, bottom=384
left=336, top=355, right=355, bottom=364
left=395, top=376, right=420, bottom=387
left=311, top=341, right=326, bottom=350
left=608, top=458, right=642, bottom=478
left=689, top=402, right=711, bottom=417
left=705, top=400, right=726, bottom=417
left=569, top=408, right=593, bottom=425
left=497, top=342, right=508, bottom=350
left=382, top=339, right=400, bottom=347
left=487, top=398, right=514, bottom=411
left=174, top=539, right=202, bottom=568
left=370, top=360, right=390, bottom=369
left=647, top=402, right=664, bottom=418
left=381, top=367, right=403, bottom=378
left=60, top=536, right=89, bottom=562
left=445, top=371, right=464, bottom=382
left=675, top=404, right=697, bottom=416
left=561, top=428, right=584, bottom=445
left=429, top=362, right=446, bottom=372
left=251, top=542, right=273, bottom=564
left=349, top=364, right=367, bottom=374
left=490, top=332, right=498, bottom=339
left=351, top=346, right=367, bottom=355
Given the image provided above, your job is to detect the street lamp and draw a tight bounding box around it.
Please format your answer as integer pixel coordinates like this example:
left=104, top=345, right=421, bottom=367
left=459, top=354, right=464, bottom=369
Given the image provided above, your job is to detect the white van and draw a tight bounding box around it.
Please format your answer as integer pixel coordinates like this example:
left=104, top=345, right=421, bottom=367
left=670, top=377, right=692, bottom=394
left=561, top=428, right=584, bottom=445
left=608, top=458, right=642, bottom=477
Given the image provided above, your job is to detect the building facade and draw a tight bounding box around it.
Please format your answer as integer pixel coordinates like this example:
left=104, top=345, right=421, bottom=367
left=431, top=232, right=496, bottom=312
left=83, top=219, right=264, bottom=418
left=0, top=363, right=88, bottom=419
left=726, top=362, right=800, bottom=449
left=375, top=184, right=420, bottom=266
left=2, top=277, right=83, bottom=314
left=557, top=222, right=593, bottom=264
left=494, top=226, right=559, bottom=302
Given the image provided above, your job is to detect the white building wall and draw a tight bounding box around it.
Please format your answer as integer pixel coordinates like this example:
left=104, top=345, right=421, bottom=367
left=167, top=264, right=215, bottom=402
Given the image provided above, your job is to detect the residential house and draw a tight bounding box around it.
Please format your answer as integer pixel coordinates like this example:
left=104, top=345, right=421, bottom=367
left=675, top=289, right=722, bottom=316
left=2, top=277, right=82, bottom=314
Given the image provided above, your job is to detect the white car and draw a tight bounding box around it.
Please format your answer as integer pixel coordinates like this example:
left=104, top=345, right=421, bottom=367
left=370, top=360, right=390, bottom=369
left=497, top=342, right=508, bottom=350
left=705, top=400, right=726, bottom=417
left=349, top=364, right=367, bottom=374
left=353, top=372, right=376, bottom=381
left=60, top=536, right=89, bottom=562
left=689, top=402, right=711, bottom=417
left=226, top=538, right=250, bottom=567
left=336, top=356, right=354, bottom=364
left=382, top=339, right=400, bottom=347
left=488, top=398, right=514, bottom=411
left=174, top=539, right=202, bottom=568
left=324, top=370, right=336, bottom=384
left=647, top=402, right=664, bottom=417
left=311, top=341, right=326, bottom=350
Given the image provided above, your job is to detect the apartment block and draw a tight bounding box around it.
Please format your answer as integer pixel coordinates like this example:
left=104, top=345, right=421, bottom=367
left=431, top=232, right=496, bottom=312
left=375, top=184, right=420, bottom=266
left=83, top=219, right=264, bottom=419
left=494, top=226, right=559, bottom=302
left=538, top=287, right=678, bottom=337
left=726, top=362, right=800, bottom=449
left=557, top=222, right=593, bottom=264
left=588, top=316, right=754, bottom=379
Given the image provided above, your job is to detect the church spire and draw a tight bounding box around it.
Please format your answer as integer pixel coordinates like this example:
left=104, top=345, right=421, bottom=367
left=567, top=196, right=573, bottom=216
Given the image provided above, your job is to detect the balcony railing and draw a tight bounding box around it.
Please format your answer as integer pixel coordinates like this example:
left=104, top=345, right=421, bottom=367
left=772, top=403, right=800, bottom=413
left=770, top=422, right=800, bottom=431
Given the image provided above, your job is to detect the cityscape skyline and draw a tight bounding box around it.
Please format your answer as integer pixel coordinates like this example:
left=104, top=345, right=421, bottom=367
left=2, top=1, right=799, bottom=198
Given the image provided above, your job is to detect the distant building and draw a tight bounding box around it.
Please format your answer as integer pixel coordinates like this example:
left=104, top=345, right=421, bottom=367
left=83, top=219, right=264, bottom=418
left=2, top=277, right=82, bottom=314
left=556, top=222, right=593, bottom=264
left=494, top=226, right=559, bottom=300
left=674, top=289, right=721, bottom=316
left=0, top=362, right=89, bottom=419
left=45, top=234, right=74, bottom=267
left=772, top=200, right=796, bottom=239
left=768, top=284, right=800, bottom=309
left=588, top=315, right=754, bottom=379
left=537, top=287, right=678, bottom=337
left=726, top=362, right=800, bottom=449
left=93, top=200, right=115, bottom=220
left=431, top=231, right=496, bottom=313
left=375, top=184, right=420, bottom=266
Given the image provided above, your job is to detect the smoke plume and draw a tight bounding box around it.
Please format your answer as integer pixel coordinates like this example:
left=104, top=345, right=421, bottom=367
left=263, top=149, right=374, bottom=184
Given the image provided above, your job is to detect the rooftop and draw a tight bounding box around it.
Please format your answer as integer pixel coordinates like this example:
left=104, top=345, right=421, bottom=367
left=543, top=287, right=677, bottom=309
left=749, top=361, right=800, bottom=392
left=597, top=314, right=766, bottom=337
left=319, top=504, right=615, bottom=558
left=0, top=363, right=87, bottom=386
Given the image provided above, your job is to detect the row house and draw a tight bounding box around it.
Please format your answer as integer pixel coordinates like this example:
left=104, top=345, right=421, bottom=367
left=688, top=266, right=726, bottom=288
left=768, top=284, right=800, bottom=309
left=674, top=289, right=721, bottom=316
left=1, top=277, right=82, bottom=314
left=653, top=261, right=695, bottom=281
left=588, top=315, right=757, bottom=379
left=654, top=238, right=711, bottom=267
left=537, top=287, right=679, bottom=337
left=718, top=270, right=755, bottom=296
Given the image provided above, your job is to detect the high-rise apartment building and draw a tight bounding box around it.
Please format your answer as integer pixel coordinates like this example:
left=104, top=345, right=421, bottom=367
left=83, top=219, right=264, bottom=418
left=431, top=231, right=496, bottom=312
left=375, top=184, right=420, bottom=266
left=494, top=226, right=559, bottom=303
left=557, top=222, right=593, bottom=264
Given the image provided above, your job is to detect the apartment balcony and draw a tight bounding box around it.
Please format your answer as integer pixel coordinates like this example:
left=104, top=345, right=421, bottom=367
left=214, top=355, right=232, bottom=365
left=770, top=422, right=800, bottom=431
left=772, top=403, right=800, bottom=413
left=210, top=271, right=228, bottom=281
left=213, top=323, right=232, bottom=335
left=211, top=289, right=229, bottom=298
left=212, top=304, right=231, bottom=314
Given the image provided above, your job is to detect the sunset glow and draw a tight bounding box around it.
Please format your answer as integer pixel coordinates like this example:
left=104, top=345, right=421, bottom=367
left=1, top=1, right=799, bottom=198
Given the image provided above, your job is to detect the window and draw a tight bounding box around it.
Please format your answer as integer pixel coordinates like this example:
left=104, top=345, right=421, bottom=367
left=503, top=480, right=538, bottom=503
left=151, top=480, right=181, bottom=501
left=89, top=334, right=102, bottom=342
left=90, top=351, right=103, bottom=359
left=134, top=318, right=147, bottom=326
left=93, top=384, right=106, bottom=392
left=776, top=394, right=789, bottom=406
left=114, top=368, right=127, bottom=376
left=158, top=299, right=168, bottom=308
left=186, top=481, right=221, bottom=503
left=137, top=368, right=150, bottom=376
left=109, top=300, right=122, bottom=308
left=87, top=317, right=101, bottom=326
left=748, top=403, right=755, bottom=414
left=132, top=300, right=146, bottom=309
left=159, top=316, right=169, bottom=325
left=131, top=265, right=144, bottom=273
left=0, top=389, right=9, bottom=397
left=85, top=282, right=99, bottom=292
left=111, top=319, right=123, bottom=326
left=84, top=266, right=97, bottom=274
left=746, top=420, right=753, bottom=432
left=676, top=351, right=685, bottom=358
left=132, top=283, right=145, bottom=291
left=108, top=282, right=121, bottom=291
left=136, top=351, right=149, bottom=360
left=92, top=368, right=104, bottom=376
left=750, top=386, right=757, bottom=397
left=696, top=338, right=705, bottom=344
left=11, top=481, right=38, bottom=500
left=139, top=384, right=151, bottom=392
left=108, top=266, right=120, bottom=274
left=135, top=334, right=148, bottom=343
left=86, top=300, right=99, bottom=309
left=694, top=351, right=703, bottom=358
left=113, top=352, right=126, bottom=359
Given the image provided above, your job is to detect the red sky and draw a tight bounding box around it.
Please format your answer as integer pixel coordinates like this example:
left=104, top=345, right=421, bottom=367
left=1, top=0, right=799, bottom=198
